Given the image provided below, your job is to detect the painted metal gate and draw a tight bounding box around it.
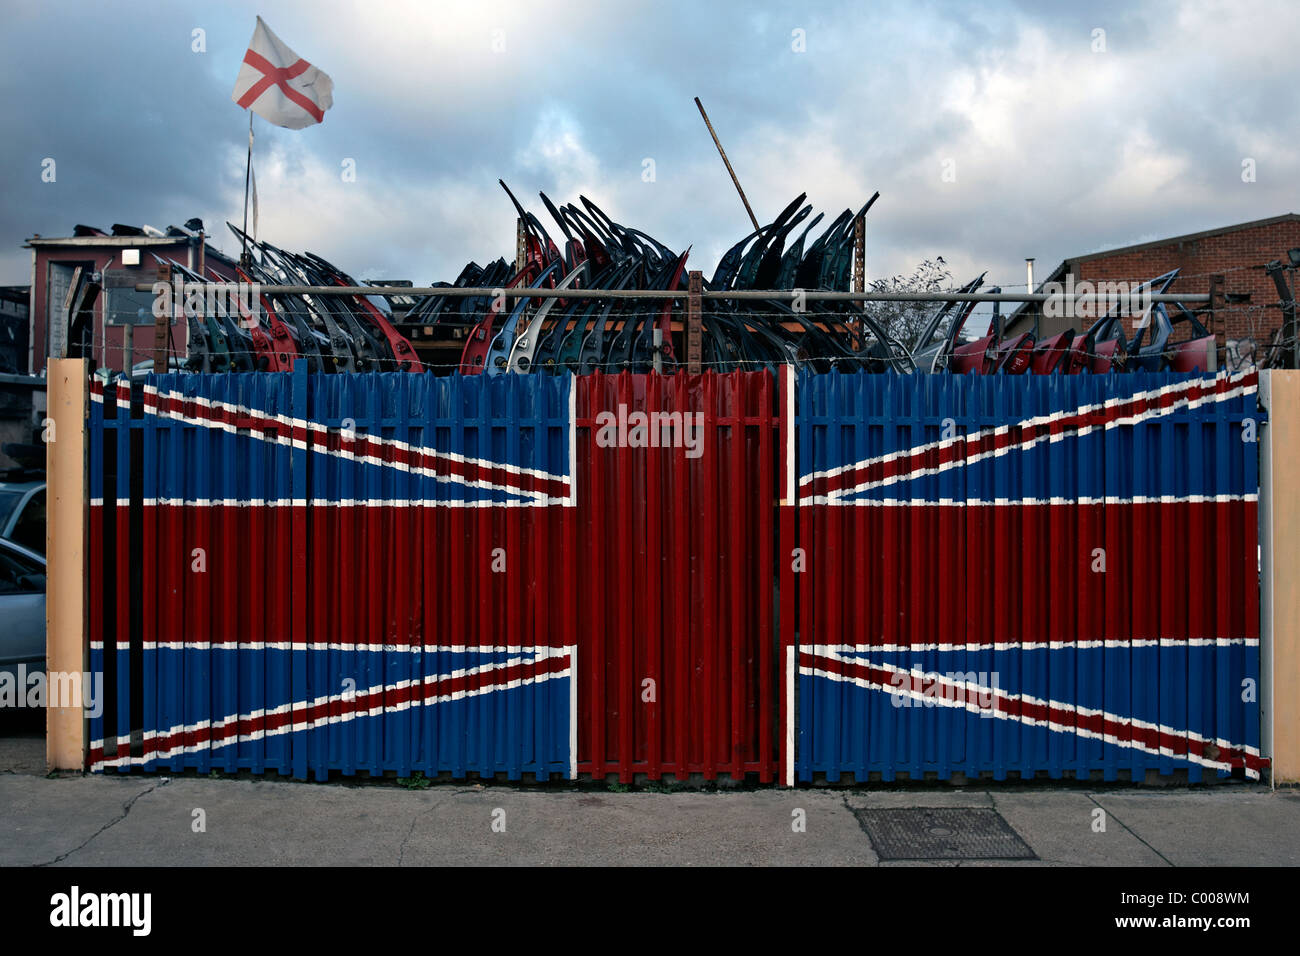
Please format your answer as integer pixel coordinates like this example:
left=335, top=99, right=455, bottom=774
left=89, top=370, right=577, bottom=780
left=790, top=369, right=1265, bottom=783
left=575, top=372, right=778, bottom=782
left=86, top=367, right=779, bottom=782
left=84, top=365, right=1264, bottom=784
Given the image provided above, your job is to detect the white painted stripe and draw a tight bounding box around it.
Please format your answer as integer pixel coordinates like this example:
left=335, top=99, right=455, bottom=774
left=785, top=644, right=795, bottom=787
left=799, top=493, right=1258, bottom=507
left=570, top=643, right=578, bottom=780
left=143, top=642, right=566, bottom=653
left=784, top=364, right=795, bottom=506
left=132, top=496, right=569, bottom=509
left=804, top=638, right=1259, bottom=653
left=567, top=373, right=577, bottom=509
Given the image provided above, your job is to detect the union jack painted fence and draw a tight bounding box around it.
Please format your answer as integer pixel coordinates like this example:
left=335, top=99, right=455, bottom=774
left=786, top=368, right=1265, bottom=784
left=84, top=365, right=1265, bottom=785
left=86, top=366, right=778, bottom=782
left=89, top=370, right=577, bottom=780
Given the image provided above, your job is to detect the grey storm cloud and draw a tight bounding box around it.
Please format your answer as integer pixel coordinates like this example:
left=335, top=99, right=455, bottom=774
left=2, top=0, right=1297, bottom=293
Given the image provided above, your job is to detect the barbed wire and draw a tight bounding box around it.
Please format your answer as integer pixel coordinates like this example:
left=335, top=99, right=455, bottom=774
left=90, top=298, right=1295, bottom=375
left=970, top=263, right=1283, bottom=290
left=96, top=341, right=1267, bottom=374
left=125, top=277, right=1262, bottom=302
left=94, top=305, right=1293, bottom=344
left=111, top=303, right=1289, bottom=325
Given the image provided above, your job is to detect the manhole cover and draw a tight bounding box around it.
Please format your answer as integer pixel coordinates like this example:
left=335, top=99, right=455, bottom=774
left=852, top=808, right=1035, bottom=861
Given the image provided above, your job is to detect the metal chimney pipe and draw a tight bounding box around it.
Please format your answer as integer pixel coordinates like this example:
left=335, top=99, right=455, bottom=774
left=1025, top=257, right=1035, bottom=293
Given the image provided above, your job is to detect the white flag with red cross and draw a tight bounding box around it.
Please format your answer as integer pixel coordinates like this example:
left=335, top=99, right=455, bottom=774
left=231, top=16, right=334, bottom=130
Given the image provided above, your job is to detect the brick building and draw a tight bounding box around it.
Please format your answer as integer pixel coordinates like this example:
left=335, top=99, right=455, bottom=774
left=1005, top=213, right=1300, bottom=365
left=22, top=224, right=236, bottom=377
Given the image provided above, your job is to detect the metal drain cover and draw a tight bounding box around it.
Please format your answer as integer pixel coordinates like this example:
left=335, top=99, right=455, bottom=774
left=853, top=808, right=1035, bottom=861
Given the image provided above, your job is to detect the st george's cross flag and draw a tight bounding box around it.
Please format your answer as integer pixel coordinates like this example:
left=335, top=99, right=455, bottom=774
left=231, top=17, right=334, bottom=130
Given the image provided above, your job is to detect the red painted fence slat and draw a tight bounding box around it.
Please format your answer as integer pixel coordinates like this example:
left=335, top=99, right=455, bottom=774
left=574, top=371, right=779, bottom=781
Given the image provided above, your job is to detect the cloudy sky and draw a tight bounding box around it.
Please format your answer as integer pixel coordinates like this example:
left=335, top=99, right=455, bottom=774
left=3, top=0, right=1298, bottom=293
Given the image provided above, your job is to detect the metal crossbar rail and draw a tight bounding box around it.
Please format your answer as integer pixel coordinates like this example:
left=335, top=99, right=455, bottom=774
left=133, top=282, right=1209, bottom=303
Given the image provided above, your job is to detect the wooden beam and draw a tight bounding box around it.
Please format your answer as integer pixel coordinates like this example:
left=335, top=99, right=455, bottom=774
left=694, top=97, right=761, bottom=233
left=153, top=261, right=172, bottom=373
left=853, top=214, right=866, bottom=350
left=686, top=270, right=703, bottom=373
left=1262, top=371, right=1293, bottom=781
left=45, top=358, right=88, bottom=772
left=853, top=214, right=865, bottom=295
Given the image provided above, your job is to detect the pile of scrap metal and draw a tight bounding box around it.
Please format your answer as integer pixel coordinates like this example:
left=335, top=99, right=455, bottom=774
left=184, top=186, right=914, bottom=374
left=164, top=183, right=1221, bottom=375
left=1255, top=259, right=1300, bottom=370
left=911, top=269, right=1218, bottom=375
left=401, top=185, right=895, bottom=374
left=169, top=229, right=422, bottom=374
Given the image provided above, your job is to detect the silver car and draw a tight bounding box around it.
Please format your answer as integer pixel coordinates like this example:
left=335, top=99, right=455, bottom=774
left=0, top=480, right=45, bottom=556
left=0, top=536, right=46, bottom=688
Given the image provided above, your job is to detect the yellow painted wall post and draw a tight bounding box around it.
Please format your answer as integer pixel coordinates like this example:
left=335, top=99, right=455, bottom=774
left=45, top=358, right=88, bottom=771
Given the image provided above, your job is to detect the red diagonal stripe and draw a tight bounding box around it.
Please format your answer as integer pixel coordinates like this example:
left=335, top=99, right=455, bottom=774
left=237, top=50, right=324, bottom=123
left=143, top=390, right=570, bottom=501
left=801, top=650, right=1264, bottom=774
left=807, top=372, right=1255, bottom=500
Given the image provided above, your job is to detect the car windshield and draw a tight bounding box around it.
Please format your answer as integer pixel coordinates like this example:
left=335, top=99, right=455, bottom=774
left=0, top=489, right=22, bottom=529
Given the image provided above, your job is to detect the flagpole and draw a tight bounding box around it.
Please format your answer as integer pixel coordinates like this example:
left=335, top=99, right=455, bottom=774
left=241, top=111, right=253, bottom=266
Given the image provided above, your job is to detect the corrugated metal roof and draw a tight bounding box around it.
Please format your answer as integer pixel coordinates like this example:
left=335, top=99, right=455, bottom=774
left=25, top=235, right=193, bottom=248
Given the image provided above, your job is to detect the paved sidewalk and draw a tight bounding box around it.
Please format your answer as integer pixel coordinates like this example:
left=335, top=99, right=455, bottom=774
left=4, top=751, right=1299, bottom=866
